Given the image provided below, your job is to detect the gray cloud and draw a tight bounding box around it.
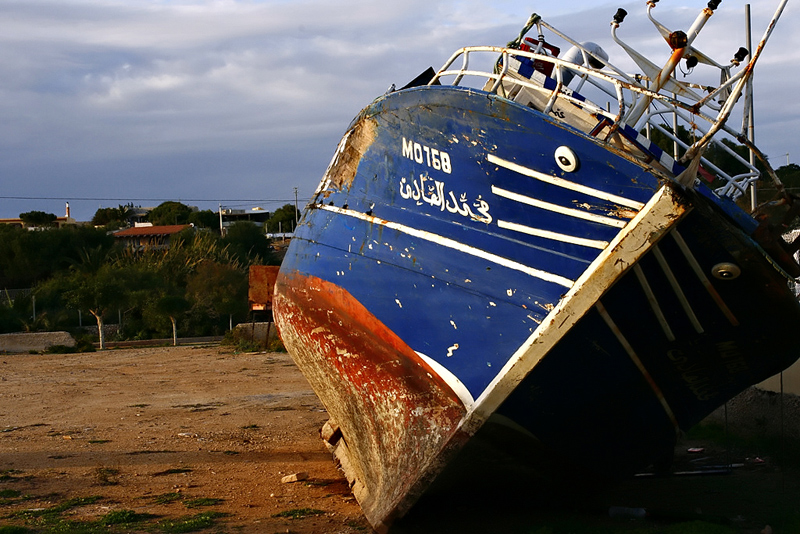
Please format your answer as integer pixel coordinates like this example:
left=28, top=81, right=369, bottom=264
left=0, top=0, right=796, bottom=220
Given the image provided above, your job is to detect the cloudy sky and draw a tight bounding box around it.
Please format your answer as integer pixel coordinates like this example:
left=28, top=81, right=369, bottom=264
left=1, top=0, right=796, bottom=222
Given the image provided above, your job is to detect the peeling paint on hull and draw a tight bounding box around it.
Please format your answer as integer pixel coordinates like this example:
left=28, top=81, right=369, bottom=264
left=273, top=270, right=467, bottom=530
left=273, top=85, right=800, bottom=531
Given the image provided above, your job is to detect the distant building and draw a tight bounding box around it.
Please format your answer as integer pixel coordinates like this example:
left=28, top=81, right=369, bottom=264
left=0, top=203, right=78, bottom=229
left=220, top=207, right=270, bottom=232
left=128, top=206, right=154, bottom=225
left=113, top=224, right=191, bottom=250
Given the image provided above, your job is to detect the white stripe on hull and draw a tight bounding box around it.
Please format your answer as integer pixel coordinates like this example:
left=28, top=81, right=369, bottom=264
left=491, top=185, right=629, bottom=228
left=497, top=220, right=609, bottom=249
left=317, top=204, right=575, bottom=288
left=487, top=154, right=646, bottom=210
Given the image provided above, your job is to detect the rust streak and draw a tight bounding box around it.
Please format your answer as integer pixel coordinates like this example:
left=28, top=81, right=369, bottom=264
left=273, top=270, right=467, bottom=530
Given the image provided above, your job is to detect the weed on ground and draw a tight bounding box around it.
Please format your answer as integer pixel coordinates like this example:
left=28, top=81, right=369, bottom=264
left=0, top=493, right=227, bottom=534
left=271, top=508, right=325, bottom=519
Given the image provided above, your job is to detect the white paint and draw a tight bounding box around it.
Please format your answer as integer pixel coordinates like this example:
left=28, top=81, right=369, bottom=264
left=400, top=174, right=491, bottom=223
left=498, top=220, right=609, bottom=249
left=555, top=146, right=580, bottom=173
left=487, top=154, right=646, bottom=210
left=491, top=185, right=629, bottom=228
left=402, top=137, right=452, bottom=174
left=417, top=351, right=474, bottom=409
left=318, top=204, right=575, bottom=288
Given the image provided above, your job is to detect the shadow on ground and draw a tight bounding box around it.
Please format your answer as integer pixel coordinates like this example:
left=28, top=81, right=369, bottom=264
left=391, top=419, right=800, bottom=534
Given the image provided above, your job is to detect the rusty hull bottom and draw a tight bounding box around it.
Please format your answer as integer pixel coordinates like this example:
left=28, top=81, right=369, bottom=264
left=273, top=270, right=469, bottom=531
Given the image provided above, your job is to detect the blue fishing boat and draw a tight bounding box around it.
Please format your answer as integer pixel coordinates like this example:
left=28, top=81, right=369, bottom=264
left=274, top=2, right=797, bottom=530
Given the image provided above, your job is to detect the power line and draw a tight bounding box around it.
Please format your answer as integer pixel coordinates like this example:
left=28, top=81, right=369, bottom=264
left=0, top=196, right=298, bottom=202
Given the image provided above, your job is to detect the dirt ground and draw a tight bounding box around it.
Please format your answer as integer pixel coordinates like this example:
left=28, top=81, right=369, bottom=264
left=0, top=345, right=369, bottom=533
left=2, top=345, right=799, bottom=534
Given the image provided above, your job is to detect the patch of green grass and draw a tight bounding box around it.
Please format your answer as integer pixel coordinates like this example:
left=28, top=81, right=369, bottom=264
left=101, top=509, right=154, bottom=525
left=3, top=507, right=153, bottom=534
left=271, top=508, right=325, bottom=519
left=152, top=468, right=192, bottom=477
left=634, top=521, right=737, bottom=534
left=0, top=489, right=29, bottom=506
left=87, top=440, right=111, bottom=444
left=240, top=424, right=259, bottom=430
left=11, top=496, right=103, bottom=519
left=0, top=470, right=23, bottom=482
left=346, top=519, right=368, bottom=531
left=2, top=496, right=167, bottom=534
left=151, top=492, right=184, bottom=505
left=155, top=511, right=227, bottom=533
left=47, top=520, right=108, bottom=533
left=222, top=450, right=239, bottom=456
left=94, top=467, right=119, bottom=486
left=183, top=498, right=223, bottom=509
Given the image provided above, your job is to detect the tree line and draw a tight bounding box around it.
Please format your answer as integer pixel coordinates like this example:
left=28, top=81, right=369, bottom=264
left=89, top=201, right=299, bottom=232
left=1, top=201, right=298, bottom=346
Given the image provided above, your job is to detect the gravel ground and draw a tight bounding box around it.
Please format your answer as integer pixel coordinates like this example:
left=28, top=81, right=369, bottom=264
left=0, top=345, right=369, bottom=533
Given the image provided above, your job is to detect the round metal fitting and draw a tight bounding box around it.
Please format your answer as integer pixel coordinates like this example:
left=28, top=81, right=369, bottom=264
left=668, top=30, right=688, bottom=50
left=711, top=262, right=741, bottom=280
left=555, top=146, right=579, bottom=173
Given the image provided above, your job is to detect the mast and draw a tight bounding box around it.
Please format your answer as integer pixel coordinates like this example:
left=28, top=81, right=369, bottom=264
left=745, top=4, right=756, bottom=211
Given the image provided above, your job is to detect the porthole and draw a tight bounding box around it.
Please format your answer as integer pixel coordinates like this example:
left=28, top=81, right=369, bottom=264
left=711, top=262, right=741, bottom=280
left=555, top=146, right=579, bottom=172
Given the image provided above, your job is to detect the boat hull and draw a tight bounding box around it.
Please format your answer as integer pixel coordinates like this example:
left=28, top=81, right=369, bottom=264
left=274, top=85, right=800, bottom=529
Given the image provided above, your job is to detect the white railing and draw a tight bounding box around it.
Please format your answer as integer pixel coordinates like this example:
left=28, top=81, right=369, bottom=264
left=428, top=43, right=771, bottom=202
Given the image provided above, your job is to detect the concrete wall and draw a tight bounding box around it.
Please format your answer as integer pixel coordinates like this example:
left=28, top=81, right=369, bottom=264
left=0, top=332, right=76, bottom=353
left=705, top=386, right=800, bottom=443
left=234, top=322, right=281, bottom=344
left=759, top=359, right=800, bottom=396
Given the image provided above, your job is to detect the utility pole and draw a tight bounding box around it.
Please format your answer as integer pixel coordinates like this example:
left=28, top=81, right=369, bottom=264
left=294, top=187, right=299, bottom=231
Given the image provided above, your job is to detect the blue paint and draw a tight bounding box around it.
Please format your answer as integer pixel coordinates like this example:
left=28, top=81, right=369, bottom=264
left=286, top=86, right=667, bottom=397
left=280, top=79, right=800, bottom=479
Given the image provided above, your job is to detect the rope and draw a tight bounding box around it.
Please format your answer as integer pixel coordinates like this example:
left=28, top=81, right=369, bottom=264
left=506, top=13, right=541, bottom=50
left=495, top=13, right=542, bottom=78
